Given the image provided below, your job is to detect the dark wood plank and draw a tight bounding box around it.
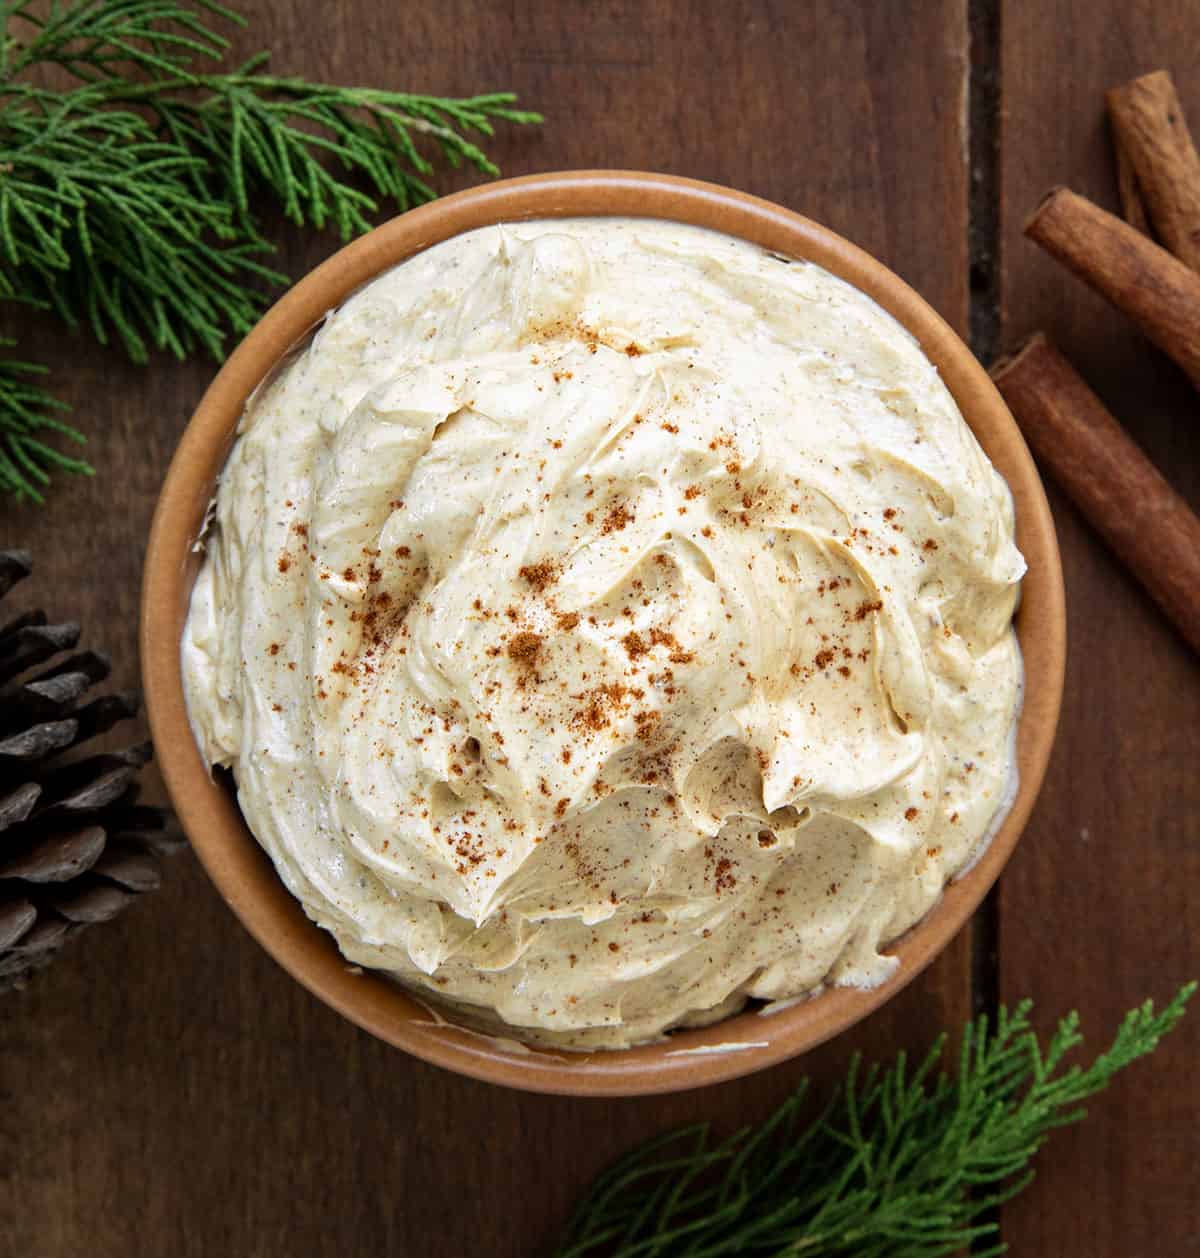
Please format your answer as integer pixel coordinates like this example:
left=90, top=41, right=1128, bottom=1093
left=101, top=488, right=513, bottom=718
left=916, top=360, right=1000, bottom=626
left=998, top=3, right=1200, bottom=1255
left=0, top=4, right=974, bottom=1255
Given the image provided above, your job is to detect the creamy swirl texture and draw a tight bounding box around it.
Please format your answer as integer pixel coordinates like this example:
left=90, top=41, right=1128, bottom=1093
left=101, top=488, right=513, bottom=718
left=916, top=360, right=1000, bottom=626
left=182, top=219, right=1025, bottom=1049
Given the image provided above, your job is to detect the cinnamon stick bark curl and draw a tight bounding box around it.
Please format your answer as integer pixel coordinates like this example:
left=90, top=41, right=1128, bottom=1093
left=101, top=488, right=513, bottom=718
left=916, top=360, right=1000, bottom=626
left=1107, top=70, right=1200, bottom=271
left=991, top=334, right=1200, bottom=654
left=1025, top=187, right=1200, bottom=391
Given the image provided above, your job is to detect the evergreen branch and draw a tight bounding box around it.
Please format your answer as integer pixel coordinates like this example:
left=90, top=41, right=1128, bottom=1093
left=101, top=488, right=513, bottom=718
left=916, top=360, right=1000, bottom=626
left=0, top=84, right=281, bottom=361
left=0, top=0, right=540, bottom=500
left=0, top=71, right=538, bottom=362
left=0, top=338, right=90, bottom=503
left=127, top=75, right=543, bottom=240
left=0, top=2, right=540, bottom=364
left=553, top=983, right=1196, bottom=1258
left=1, top=0, right=237, bottom=82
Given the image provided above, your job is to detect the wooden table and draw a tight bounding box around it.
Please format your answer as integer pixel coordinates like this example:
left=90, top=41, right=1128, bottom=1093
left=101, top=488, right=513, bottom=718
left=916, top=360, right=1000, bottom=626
left=2, top=3, right=1197, bottom=1253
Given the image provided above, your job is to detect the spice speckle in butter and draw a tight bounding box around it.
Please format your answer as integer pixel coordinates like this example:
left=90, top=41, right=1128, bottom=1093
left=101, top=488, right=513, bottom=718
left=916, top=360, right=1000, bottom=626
left=181, top=219, right=1024, bottom=1048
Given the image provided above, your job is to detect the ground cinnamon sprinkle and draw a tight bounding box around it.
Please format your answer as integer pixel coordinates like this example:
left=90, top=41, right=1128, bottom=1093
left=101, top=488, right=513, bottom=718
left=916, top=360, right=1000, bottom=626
left=648, top=626, right=693, bottom=663
left=905, top=807, right=919, bottom=821
left=518, top=559, right=558, bottom=591
left=556, top=610, right=580, bottom=631
left=684, top=484, right=701, bottom=499
left=853, top=599, right=884, bottom=621
left=507, top=631, right=542, bottom=664
left=814, top=648, right=836, bottom=670
left=277, top=556, right=290, bottom=573
left=574, top=697, right=607, bottom=732
left=622, top=630, right=648, bottom=659
left=601, top=502, right=634, bottom=534
left=922, top=538, right=939, bottom=551
left=571, top=682, right=628, bottom=733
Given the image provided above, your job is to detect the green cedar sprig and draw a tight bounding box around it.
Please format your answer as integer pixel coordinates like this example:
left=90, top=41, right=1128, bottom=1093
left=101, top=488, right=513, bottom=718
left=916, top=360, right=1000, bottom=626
left=553, top=982, right=1196, bottom=1258
left=0, top=0, right=540, bottom=502
left=0, top=338, right=90, bottom=502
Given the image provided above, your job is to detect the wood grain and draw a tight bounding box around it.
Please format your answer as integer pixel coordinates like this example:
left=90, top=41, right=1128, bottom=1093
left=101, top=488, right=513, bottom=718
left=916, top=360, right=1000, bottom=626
left=6, top=1, right=1199, bottom=1253
left=12, top=2, right=1197, bottom=1255
left=998, top=3, right=1200, bottom=1255
left=0, top=4, right=975, bottom=1255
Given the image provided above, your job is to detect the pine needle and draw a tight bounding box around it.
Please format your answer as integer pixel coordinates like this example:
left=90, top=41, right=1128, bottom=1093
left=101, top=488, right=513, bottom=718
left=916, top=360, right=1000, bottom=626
left=0, top=0, right=540, bottom=500
left=553, top=983, right=1196, bottom=1258
left=0, top=337, right=90, bottom=503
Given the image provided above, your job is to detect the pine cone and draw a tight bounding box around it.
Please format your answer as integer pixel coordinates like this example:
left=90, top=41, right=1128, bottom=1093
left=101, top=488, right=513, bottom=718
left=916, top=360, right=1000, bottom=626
left=0, top=550, right=181, bottom=993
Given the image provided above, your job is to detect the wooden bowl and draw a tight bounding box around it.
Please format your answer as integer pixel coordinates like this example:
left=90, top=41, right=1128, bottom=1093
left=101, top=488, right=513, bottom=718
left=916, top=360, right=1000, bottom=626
left=141, top=172, right=1065, bottom=1096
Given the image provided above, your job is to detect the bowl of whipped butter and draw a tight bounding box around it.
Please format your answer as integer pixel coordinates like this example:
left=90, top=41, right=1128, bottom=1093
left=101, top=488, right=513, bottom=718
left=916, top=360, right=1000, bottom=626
left=142, top=172, right=1065, bottom=1095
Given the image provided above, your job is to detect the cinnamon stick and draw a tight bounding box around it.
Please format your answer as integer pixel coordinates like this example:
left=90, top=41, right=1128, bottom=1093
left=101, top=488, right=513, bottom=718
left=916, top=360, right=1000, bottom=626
left=1025, top=188, right=1200, bottom=390
left=1112, top=133, right=1152, bottom=235
left=1107, top=70, right=1200, bottom=271
left=991, top=334, right=1200, bottom=654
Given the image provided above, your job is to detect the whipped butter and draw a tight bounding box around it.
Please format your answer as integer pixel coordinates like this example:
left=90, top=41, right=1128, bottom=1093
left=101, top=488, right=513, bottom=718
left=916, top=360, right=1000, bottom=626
left=182, top=218, right=1025, bottom=1049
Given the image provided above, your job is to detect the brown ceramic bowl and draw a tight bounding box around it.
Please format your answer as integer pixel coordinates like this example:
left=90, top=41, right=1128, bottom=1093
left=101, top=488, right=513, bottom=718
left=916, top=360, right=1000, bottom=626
left=141, top=171, right=1065, bottom=1096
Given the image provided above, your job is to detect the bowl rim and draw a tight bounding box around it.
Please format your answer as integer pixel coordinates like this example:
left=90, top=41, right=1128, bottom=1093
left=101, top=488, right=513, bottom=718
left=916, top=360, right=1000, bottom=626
left=141, top=170, right=1066, bottom=1097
